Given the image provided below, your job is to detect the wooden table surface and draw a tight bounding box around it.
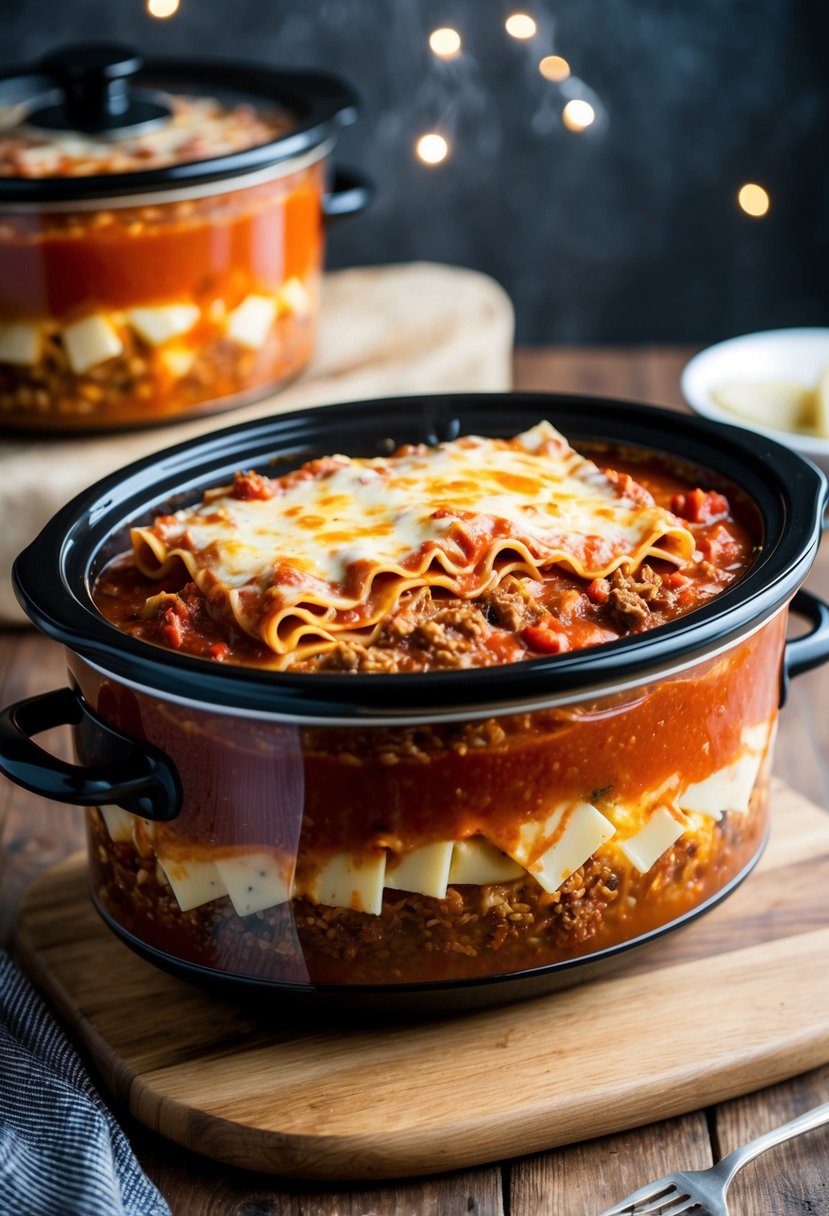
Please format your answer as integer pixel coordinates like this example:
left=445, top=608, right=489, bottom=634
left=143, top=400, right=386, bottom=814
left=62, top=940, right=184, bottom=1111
left=2, top=346, right=828, bottom=1215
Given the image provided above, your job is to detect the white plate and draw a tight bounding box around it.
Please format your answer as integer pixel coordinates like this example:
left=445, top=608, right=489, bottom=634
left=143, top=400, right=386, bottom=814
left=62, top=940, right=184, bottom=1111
left=681, top=327, right=829, bottom=471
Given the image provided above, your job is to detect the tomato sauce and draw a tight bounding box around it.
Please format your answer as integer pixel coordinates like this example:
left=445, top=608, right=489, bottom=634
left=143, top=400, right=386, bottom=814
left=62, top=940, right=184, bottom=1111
left=0, top=176, right=321, bottom=319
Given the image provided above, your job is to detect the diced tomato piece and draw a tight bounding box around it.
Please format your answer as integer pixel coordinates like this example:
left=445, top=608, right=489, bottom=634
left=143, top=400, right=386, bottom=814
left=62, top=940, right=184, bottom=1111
left=208, top=642, right=229, bottom=661
left=161, top=607, right=184, bottom=649
left=521, top=621, right=571, bottom=654
left=699, top=525, right=744, bottom=566
left=663, top=570, right=691, bottom=589
left=603, top=468, right=654, bottom=507
left=232, top=470, right=277, bottom=501
left=585, top=577, right=610, bottom=605
left=670, top=488, right=730, bottom=524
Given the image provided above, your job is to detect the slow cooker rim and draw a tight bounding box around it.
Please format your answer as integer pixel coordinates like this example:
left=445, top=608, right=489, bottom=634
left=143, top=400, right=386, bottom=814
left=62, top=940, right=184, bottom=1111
left=70, top=599, right=793, bottom=727
left=0, top=57, right=358, bottom=204
left=13, top=391, right=828, bottom=721
left=0, top=138, right=336, bottom=214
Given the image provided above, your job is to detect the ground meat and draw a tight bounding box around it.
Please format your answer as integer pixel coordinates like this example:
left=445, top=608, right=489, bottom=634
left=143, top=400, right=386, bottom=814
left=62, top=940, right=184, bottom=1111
left=607, top=564, right=664, bottom=628
left=372, top=587, right=433, bottom=642
left=409, top=603, right=490, bottom=668
left=483, top=578, right=539, bottom=631
left=292, top=562, right=692, bottom=672
left=300, top=594, right=500, bottom=673
left=312, top=641, right=399, bottom=674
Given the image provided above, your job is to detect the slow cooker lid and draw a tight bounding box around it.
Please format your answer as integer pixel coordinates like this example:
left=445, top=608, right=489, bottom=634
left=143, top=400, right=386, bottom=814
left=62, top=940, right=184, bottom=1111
left=12, top=393, right=828, bottom=722
left=0, top=42, right=358, bottom=203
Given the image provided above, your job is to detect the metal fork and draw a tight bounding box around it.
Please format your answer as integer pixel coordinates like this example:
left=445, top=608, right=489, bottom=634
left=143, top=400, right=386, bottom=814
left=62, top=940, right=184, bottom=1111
left=598, top=1099, right=829, bottom=1215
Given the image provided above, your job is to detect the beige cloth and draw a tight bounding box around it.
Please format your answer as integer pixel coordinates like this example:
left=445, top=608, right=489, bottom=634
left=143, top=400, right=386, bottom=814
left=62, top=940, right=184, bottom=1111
left=0, top=262, right=513, bottom=624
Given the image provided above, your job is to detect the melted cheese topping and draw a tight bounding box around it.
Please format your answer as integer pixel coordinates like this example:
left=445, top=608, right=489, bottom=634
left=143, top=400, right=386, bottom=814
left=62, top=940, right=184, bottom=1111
left=0, top=94, right=291, bottom=179
left=132, top=421, right=695, bottom=664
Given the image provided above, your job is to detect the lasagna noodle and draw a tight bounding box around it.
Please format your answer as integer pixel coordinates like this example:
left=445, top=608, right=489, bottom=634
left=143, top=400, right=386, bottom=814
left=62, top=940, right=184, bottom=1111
left=132, top=421, right=696, bottom=662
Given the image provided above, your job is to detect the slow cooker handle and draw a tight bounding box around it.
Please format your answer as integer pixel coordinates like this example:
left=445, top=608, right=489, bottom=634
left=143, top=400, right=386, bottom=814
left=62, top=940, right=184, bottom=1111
left=323, top=166, right=374, bottom=223
left=0, top=686, right=181, bottom=821
left=782, top=587, right=829, bottom=703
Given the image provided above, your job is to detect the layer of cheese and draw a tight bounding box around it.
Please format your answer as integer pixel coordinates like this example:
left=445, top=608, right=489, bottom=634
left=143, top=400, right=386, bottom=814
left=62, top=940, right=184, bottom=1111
left=127, top=304, right=199, bottom=346
left=132, top=421, right=695, bottom=662
left=63, top=313, right=123, bottom=374
left=304, top=850, right=387, bottom=916
left=509, top=801, right=616, bottom=894
left=213, top=852, right=292, bottom=917
left=226, top=295, right=277, bottom=350
left=619, top=806, right=689, bottom=873
left=0, top=283, right=302, bottom=372
left=448, top=838, right=525, bottom=885
left=679, top=721, right=772, bottom=820
left=0, top=94, right=290, bottom=178
left=156, top=854, right=228, bottom=913
left=385, top=841, right=455, bottom=901
left=0, top=320, right=41, bottom=365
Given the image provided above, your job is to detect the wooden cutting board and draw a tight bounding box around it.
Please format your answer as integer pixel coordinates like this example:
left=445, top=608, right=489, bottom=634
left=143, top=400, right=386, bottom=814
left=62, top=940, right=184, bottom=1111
left=14, top=779, right=829, bottom=1181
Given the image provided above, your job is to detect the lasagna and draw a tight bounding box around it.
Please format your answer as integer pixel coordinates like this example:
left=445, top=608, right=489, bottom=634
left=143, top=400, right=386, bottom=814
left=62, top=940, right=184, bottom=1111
left=0, top=95, right=314, bottom=430
left=0, top=93, right=292, bottom=178
left=102, top=421, right=740, bottom=672
left=87, top=423, right=777, bottom=987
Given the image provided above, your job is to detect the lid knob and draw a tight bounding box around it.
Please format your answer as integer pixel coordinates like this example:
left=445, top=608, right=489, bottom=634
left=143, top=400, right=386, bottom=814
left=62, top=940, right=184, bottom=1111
left=30, top=42, right=171, bottom=135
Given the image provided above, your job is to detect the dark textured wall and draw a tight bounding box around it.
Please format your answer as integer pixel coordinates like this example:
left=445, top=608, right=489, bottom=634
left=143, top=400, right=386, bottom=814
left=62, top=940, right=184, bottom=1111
left=4, top=0, right=828, bottom=343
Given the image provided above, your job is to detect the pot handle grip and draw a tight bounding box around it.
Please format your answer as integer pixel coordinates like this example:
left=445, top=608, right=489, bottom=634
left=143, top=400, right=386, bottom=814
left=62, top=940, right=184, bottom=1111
left=323, top=165, right=374, bottom=223
left=0, top=686, right=181, bottom=821
left=781, top=587, right=829, bottom=703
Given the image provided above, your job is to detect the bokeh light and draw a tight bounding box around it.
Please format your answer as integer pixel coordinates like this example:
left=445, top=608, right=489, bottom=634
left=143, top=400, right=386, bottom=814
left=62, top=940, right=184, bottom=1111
left=505, top=13, right=537, bottom=39
left=416, top=133, right=450, bottom=165
left=562, top=98, right=596, bottom=132
left=539, top=55, right=571, bottom=82
left=738, top=182, right=771, bottom=217
left=147, top=0, right=180, bottom=16
left=429, top=27, right=462, bottom=59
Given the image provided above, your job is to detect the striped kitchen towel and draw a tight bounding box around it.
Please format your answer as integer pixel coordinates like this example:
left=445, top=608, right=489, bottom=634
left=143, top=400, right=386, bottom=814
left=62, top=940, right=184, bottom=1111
left=0, top=951, right=170, bottom=1216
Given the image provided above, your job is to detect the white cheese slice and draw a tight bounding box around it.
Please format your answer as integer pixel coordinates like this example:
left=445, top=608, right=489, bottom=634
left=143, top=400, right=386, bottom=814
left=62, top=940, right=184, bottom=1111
left=302, top=851, right=387, bottom=916
left=741, top=720, right=771, bottom=753
left=618, top=806, right=689, bottom=873
left=711, top=380, right=815, bottom=433
left=99, top=803, right=136, bottom=844
left=385, top=841, right=454, bottom=900
left=158, top=344, right=196, bottom=379
left=226, top=294, right=277, bottom=349
left=510, top=802, right=616, bottom=894
left=214, top=851, right=291, bottom=917
left=0, top=321, right=41, bottom=365
left=63, top=314, right=123, bottom=374
left=448, top=838, right=525, bottom=885
left=127, top=303, right=199, bottom=346
left=679, top=751, right=764, bottom=820
left=278, top=276, right=311, bottom=317
left=156, top=856, right=228, bottom=912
